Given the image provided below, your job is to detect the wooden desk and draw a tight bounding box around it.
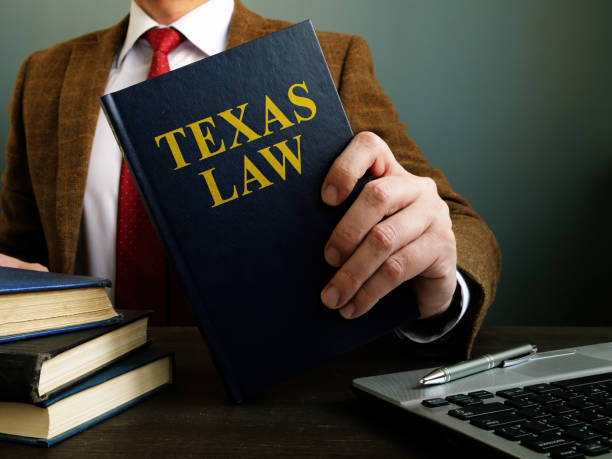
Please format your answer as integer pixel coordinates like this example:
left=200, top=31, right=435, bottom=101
left=2, top=326, right=611, bottom=457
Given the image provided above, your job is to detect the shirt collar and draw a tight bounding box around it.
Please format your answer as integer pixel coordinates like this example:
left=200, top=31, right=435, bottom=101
left=117, top=0, right=235, bottom=67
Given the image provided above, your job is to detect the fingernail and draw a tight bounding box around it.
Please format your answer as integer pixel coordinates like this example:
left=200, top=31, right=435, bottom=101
left=321, top=285, right=340, bottom=308
left=322, top=184, right=338, bottom=205
left=340, top=302, right=355, bottom=319
left=325, top=245, right=341, bottom=266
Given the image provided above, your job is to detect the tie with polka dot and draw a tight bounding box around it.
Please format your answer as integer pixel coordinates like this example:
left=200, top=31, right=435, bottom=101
left=115, top=27, right=185, bottom=325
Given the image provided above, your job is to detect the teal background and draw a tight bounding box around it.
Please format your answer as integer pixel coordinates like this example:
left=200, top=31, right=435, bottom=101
left=1, top=1, right=611, bottom=325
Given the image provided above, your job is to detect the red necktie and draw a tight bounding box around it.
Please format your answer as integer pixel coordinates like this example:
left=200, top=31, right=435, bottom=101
left=115, top=28, right=186, bottom=325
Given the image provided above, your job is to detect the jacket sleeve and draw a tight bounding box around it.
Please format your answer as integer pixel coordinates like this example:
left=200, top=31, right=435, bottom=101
left=336, top=35, right=501, bottom=358
left=0, top=55, right=49, bottom=266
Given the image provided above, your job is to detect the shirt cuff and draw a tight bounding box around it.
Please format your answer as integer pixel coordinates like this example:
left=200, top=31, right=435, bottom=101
left=394, top=270, right=470, bottom=344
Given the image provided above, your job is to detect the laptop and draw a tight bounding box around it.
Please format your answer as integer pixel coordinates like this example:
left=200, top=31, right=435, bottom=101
left=352, top=342, right=612, bottom=458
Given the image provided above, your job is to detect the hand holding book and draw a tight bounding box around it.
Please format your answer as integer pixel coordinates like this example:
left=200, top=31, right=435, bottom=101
left=101, top=20, right=423, bottom=401
left=320, top=131, right=457, bottom=320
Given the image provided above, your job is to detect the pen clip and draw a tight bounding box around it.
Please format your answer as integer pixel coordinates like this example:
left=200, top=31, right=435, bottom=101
left=500, top=347, right=538, bottom=368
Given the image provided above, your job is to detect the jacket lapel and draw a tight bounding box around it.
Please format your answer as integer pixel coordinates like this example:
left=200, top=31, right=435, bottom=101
left=55, top=17, right=128, bottom=273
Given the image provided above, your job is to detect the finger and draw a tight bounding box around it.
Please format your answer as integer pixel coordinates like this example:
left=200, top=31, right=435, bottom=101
left=0, top=253, right=49, bottom=272
left=324, top=175, right=431, bottom=268
left=412, top=232, right=457, bottom=318
left=338, top=230, right=456, bottom=319
left=412, top=274, right=457, bottom=319
left=321, top=197, right=437, bottom=310
left=321, top=131, right=398, bottom=207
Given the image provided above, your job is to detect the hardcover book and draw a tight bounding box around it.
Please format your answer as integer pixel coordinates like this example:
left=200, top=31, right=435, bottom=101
left=0, top=267, right=119, bottom=342
left=0, top=347, right=172, bottom=447
left=0, top=310, right=150, bottom=403
left=101, top=20, right=418, bottom=403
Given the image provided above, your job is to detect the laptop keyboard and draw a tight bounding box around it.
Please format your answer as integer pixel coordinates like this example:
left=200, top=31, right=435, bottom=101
left=422, top=372, right=612, bottom=457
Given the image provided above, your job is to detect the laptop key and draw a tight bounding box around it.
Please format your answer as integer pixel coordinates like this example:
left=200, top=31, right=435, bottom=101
left=447, top=402, right=512, bottom=420
left=549, top=446, right=586, bottom=458
left=529, top=393, right=562, bottom=405
left=548, top=415, right=585, bottom=429
left=496, top=388, right=531, bottom=399
left=505, top=398, right=539, bottom=409
left=577, top=442, right=610, bottom=456
left=421, top=398, right=449, bottom=408
left=445, top=395, right=483, bottom=407
left=596, top=405, right=612, bottom=416
left=523, top=420, right=560, bottom=434
left=574, top=409, right=608, bottom=424
left=599, top=398, right=612, bottom=407
left=590, top=394, right=612, bottom=405
left=494, top=425, right=531, bottom=441
left=524, top=383, right=558, bottom=394
left=590, top=420, right=612, bottom=436
left=563, top=427, right=602, bottom=442
left=599, top=382, right=612, bottom=392
left=589, top=394, right=612, bottom=407
left=516, top=406, right=552, bottom=420
left=574, top=386, right=607, bottom=397
left=468, top=390, right=494, bottom=399
left=543, top=404, right=577, bottom=416
left=470, top=412, right=525, bottom=430
left=557, top=390, right=584, bottom=401
left=601, top=437, right=612, bottom=447
left=567, top=398, right=599, bottom=411
left=521, top=433, right=575, bottom=452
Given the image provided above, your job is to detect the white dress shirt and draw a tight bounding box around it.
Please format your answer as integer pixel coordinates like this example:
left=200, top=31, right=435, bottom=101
left=82, top=0, right=468, bottom=343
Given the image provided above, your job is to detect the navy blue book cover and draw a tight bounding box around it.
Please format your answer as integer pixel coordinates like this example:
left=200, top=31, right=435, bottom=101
left=101, top=21, right=418, bottom=402
left=0, top=266, right=111, bottom=294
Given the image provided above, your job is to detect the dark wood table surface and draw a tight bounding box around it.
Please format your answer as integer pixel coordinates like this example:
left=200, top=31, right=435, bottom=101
left=2, top=326, right=611, bottom=457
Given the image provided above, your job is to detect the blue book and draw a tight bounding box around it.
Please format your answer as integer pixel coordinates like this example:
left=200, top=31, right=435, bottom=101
left=0, top=310, right=150, bottom=403
left=0, top=267, right=119, bottom=343
left=0, top=347, right=172, bottom=447
left=101, top=21, right=418, bottom=403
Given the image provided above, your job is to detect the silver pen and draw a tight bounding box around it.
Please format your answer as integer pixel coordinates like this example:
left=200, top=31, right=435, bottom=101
left=419, top=343, right=538, bottom=385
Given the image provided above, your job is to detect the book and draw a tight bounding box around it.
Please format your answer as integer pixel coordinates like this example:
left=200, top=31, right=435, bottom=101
left=101, top=20, right=418, bottom=403
left=0, top=347, right=172, bottom=447
left=0, top=309, right=150, bottom=403
left=0, top=267, right=119, bottom=342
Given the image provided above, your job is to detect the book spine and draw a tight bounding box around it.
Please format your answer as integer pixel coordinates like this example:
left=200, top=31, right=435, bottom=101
left=99, top=96, right=244, bottom=402
left=0, top=353, right=46, bottom=403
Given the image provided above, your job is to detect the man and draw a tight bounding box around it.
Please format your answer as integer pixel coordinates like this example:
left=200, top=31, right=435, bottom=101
left=0, top=0, right=500, bottom=356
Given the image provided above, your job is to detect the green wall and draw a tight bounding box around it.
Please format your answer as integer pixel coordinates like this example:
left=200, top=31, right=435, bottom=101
left=1, top=1, right=611, bottom=325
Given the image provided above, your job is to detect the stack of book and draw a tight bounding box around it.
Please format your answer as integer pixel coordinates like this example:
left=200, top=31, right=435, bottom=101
left=0, top=266, right=173, bottom=446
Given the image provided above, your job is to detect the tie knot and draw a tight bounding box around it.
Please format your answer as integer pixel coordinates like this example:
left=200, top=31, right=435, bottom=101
left=145, top=27, right=185, bottom=54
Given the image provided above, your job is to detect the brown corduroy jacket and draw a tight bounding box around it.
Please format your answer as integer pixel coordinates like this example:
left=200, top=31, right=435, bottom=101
left=0, top=1, right=500, bottom=357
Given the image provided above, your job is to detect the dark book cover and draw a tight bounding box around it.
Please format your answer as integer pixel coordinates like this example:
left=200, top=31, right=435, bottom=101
left=101, top=20, right=418, bottom=403
left=0, top=347, right=172, bottom=447
left=0, top=310, right=151, bottom=403
left=0, top=266, right=111, bottom=294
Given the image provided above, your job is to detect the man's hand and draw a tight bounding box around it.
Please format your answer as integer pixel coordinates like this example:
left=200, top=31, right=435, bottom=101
left=0, top=253, right=48, bottom=272
left=320, top=131, right=457, bottom=320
